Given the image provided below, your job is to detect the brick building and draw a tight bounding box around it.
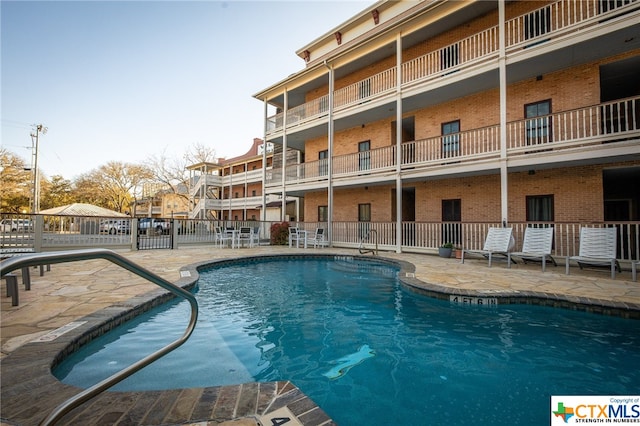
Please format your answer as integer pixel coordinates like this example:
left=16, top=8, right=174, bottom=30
left=188, top=138, right=299, bottom=222
left=254, top=0, right=640, bottom=257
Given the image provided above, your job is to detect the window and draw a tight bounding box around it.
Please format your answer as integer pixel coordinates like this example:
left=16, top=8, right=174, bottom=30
left=319, top=150, right=328, bottom=176
left=252, top=190, right=257, bottom=196
left=440, top=43, right=459, bottom=71
left=358, top=203, right=371, bottom=222
left=441, top=120, right=460, bottom=155
left=318, top=205, right=328, bottom=222
left=524, top=6, right=551, bottom=41
left=525, top=100, right=552, bottom=145
left=358, top=140, right=371, bottom=170
left=234, top=192, right=239, bottom=198
left=526, top=195, right=554, bottom=222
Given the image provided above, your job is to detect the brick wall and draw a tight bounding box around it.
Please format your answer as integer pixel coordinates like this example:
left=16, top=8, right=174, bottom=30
left=302, top=161, right=640, bottom=224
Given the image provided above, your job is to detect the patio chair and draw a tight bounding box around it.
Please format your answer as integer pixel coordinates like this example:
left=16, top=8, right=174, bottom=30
left=508, top=227, right=556, bottom=272
left=288, top=227, right=301, bottom=248
left=461, top=227, right=514, bottom=267
left=566, top=227, right=621, bottom=279
left=215, top=226, right=233, bottom=248
left=252, top=226, right=260, bottom=247
left=237, top=227, right=254, bottom=248
left=308, top=228, right=327, bottom=248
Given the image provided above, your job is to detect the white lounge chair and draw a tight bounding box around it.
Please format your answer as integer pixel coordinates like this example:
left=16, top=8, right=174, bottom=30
left=308, top=228, right=327, bottom=248
left=566, top=227, right=621, bottom=279
left=508, top=227, right=556, bottom=272
left=461, top=227, right=513, bottom=267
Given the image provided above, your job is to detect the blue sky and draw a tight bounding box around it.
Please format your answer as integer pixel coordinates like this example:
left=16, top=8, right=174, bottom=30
left=1, top=0, right=373, bottom=179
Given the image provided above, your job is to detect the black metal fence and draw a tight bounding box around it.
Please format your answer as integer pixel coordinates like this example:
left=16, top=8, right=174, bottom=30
left=136, top=219, right=174, bottom=250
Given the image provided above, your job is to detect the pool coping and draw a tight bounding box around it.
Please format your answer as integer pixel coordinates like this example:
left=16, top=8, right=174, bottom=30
left=2, top=253, right=639, bottom=425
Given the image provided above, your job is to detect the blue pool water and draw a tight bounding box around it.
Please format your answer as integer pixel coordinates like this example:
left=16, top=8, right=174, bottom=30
left=54, top=257, right=640, bottom=426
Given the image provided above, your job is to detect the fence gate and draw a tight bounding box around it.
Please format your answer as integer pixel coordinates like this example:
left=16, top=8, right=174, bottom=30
left=136, top=220, right=174, bottom=250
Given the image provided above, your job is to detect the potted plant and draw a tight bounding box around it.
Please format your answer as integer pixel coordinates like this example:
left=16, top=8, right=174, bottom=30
left=454, top=246, right=463, bottom=259
left=438, top=242, right=454, bottom=258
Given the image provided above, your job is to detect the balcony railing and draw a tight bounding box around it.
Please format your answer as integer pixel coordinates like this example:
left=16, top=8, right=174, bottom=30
left=334, top=67, right=397, bottom=109
left=265, top=95, right=639, bottom=186
left=507, top=96, right=640, bottom=151
left=505, top=0, right=636, bottom=48
left=402, top=25, right=499, bottom=85
left=266, top=0, right=638, bottom=135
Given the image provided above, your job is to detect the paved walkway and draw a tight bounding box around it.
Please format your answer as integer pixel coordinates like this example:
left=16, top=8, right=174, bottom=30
left=1, top=246, right=639, bottom=425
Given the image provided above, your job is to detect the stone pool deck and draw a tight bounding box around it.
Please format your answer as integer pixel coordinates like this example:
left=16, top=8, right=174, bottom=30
left=2, top=246, right=639, bottom=425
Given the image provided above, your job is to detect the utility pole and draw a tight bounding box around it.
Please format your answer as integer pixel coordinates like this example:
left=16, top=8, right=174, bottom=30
left=30, top=124, right=47, bottom=213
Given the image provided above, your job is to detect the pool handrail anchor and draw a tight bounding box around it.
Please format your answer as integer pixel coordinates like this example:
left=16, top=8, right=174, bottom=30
left=0, top=248, right=199, bottom=426
left=358, top=229, right=378, bottom=256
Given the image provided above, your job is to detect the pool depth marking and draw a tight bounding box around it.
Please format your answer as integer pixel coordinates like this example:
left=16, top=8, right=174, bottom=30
left=449, top=295, right=498, bottom=306
left=259, top=407, right=303, bottom=426
left=31, top=321, right=87, bottom=342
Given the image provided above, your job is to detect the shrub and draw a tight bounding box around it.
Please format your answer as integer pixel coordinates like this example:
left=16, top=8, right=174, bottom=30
left=270, top=222, right=290, bottom=245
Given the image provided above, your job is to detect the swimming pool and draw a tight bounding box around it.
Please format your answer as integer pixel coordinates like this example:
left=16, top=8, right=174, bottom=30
left=54, top=256, right=640, bottom=426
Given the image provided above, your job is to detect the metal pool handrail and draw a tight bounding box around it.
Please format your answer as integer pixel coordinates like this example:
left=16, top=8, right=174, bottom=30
left=0, top=248, right=199, bottom=426
left=358, top=229, right=379, bottom=255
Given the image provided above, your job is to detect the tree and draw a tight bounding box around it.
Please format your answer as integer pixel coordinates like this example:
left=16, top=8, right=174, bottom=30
left=145, top=143, right=216, bottom=201
left=75, top=162, right=153, bottom=213
left=40, top=175, right=75, bottom=210
left=0, top=148, right=32, bottom=213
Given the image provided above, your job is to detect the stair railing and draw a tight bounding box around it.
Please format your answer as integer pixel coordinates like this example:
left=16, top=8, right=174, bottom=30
left=358, top=228, right=379, bottom=256
left=0, top=248, right=198, bottom=426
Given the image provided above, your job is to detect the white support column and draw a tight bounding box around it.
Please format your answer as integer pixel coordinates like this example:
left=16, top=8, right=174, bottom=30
left=281, top=90, right=288, bottom=222
left=499, top=0, right=509, bottom=226
left=395, top=33, right=403, bottom=254
left=243, top=162, right=248, bottom=221
left=261, top=99, right=268, bottom=222
left=326, top=62, right=334, bottom=246
left=228, top=171, right=233, bottom=221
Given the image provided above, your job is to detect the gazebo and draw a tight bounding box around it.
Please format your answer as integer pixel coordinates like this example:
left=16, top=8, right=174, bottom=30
left=38, top=203, right=128, bottom=234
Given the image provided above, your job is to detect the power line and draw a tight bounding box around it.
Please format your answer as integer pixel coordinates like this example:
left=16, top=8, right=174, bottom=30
left=1, top=118, right=33, bottom=129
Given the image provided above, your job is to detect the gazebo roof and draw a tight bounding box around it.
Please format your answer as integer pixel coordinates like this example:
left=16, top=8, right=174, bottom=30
left=38, top=203, right=128, bottom=217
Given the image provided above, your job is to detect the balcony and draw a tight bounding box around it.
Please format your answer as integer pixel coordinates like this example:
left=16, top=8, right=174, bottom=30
left=265, top=95, right=640, bottom=187
left=266, top=0, right=639, bottom=136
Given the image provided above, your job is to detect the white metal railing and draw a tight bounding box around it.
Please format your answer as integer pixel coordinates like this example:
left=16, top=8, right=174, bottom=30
left=403, top=124, right=501, bottom=166
left=333, top=68, right=396, bottom=109
left=327, top=221, right=639, bottom=262
left=505, top=0, right=637, bottom=48
left=402, top=25, right=499, bottom=85
left=508, top=95, right=640, bottom=151
left=265, top=0, right=638, bottom=135
left=332, top=144, right=396, bottom=176
left=285, top=95, right=330, bottom=127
